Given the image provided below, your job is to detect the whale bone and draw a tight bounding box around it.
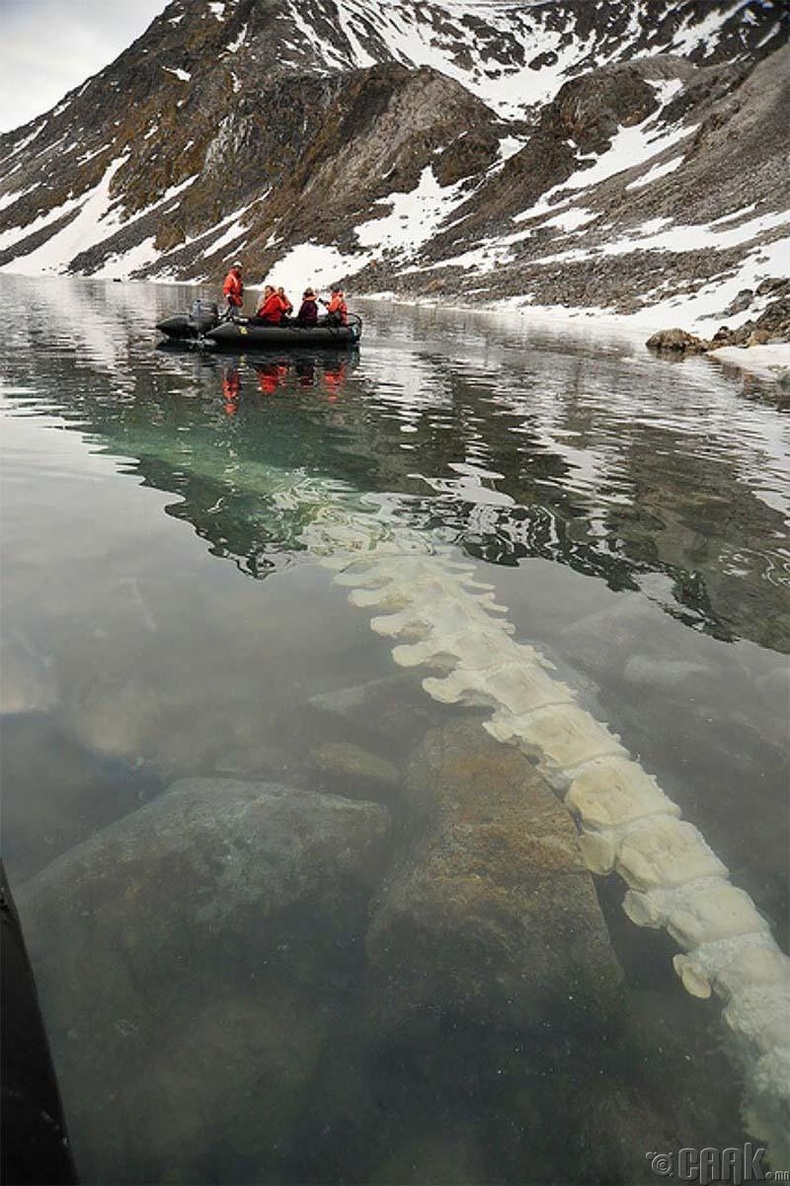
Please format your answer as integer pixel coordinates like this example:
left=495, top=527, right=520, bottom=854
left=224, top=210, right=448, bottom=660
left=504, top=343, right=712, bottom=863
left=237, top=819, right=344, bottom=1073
left=623, top=879, right=772, bottom=949
left=301, top=505, right=790, bottom=1164
left=613, top=817, right=728, bottom=892
left=564, top=757, right=680, bottom=831
left=505, top=702, right=628, bottom=772
left=423, top=660, right=573, bottom=711
left=673, top=933, right=788, bottom=1000
left=722, top=983, right=790, bottom=1055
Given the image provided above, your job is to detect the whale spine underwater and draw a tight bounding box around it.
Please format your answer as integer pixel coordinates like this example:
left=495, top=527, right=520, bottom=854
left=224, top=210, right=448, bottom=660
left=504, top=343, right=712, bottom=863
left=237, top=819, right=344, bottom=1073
left=296, top=492, right=790, bottom=1166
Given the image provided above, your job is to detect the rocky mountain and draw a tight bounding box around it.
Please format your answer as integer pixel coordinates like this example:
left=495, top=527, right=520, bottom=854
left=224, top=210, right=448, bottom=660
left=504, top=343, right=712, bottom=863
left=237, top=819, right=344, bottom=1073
left=0, top=0, right=787, bottom=320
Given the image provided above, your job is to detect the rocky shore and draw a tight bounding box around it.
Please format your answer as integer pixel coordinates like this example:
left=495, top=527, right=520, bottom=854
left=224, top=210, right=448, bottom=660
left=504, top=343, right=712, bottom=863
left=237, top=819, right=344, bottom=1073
left=645, top=279, right=790, bottom=355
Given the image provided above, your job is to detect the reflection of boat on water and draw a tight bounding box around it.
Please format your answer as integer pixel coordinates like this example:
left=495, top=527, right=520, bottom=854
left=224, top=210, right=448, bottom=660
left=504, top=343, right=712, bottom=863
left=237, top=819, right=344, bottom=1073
left=214, top=350, right=354, bottom=411
left=156, top=299, right=362, bottom=350
left=252, top=354, right=349, bottom=395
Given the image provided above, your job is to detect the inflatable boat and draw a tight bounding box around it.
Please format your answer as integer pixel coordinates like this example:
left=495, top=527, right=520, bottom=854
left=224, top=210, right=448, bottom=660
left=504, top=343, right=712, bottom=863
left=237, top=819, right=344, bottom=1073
left=156, top=300, right=362, bottom=349
left=2, top=862, right=78, bottom=1184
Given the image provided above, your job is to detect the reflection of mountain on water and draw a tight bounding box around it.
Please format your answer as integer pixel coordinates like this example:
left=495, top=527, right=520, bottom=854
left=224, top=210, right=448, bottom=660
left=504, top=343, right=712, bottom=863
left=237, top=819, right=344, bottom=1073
left=402, top=497, right=731, bottom=640
left=116, top=351, right=369, bottom=581
left=3, top=278, right=787, bottom=652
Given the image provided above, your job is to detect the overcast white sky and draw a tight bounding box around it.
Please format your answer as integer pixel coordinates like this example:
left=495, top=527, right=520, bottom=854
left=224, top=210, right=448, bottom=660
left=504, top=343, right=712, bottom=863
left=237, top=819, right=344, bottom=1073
left=0, top=0, right=168, bottom=134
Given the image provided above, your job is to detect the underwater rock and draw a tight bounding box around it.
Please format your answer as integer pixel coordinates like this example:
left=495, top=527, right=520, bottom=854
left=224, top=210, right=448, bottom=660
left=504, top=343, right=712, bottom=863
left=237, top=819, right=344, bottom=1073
left=623, top=655, right=712, bottom=686
left=1, top=712, right=160, bottom=882
left=366, top=720, right=623, bottom=1031
left=309, top=741, right=401, bottom=801
left=16, top=778, right=391, bottom=1183
left=61, top=675, right=163, bottom=760
left=308, top=673, right=440, bottom=746
left=78, top=990, right=332, bottom=1186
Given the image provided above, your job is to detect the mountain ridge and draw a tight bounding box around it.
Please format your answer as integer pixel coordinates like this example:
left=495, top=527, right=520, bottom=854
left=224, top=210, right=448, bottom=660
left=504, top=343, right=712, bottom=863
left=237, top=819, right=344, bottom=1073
left=0, top=0, right=787, bottom=326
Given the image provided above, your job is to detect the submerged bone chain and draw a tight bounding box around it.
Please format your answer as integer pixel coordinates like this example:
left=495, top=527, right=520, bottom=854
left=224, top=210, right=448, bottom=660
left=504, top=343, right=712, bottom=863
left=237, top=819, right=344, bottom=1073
left=302, top=504, right=790, bottom=1161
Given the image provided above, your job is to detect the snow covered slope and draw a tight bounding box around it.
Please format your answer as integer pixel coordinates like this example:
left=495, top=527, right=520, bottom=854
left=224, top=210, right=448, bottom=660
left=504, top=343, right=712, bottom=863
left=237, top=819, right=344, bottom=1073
left=0, top=0, right=787, bottom=326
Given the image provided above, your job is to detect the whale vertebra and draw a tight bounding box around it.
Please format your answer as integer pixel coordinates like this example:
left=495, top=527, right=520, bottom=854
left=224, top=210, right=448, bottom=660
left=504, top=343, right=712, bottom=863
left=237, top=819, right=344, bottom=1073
left=298, top=500, right=789, bottom=1165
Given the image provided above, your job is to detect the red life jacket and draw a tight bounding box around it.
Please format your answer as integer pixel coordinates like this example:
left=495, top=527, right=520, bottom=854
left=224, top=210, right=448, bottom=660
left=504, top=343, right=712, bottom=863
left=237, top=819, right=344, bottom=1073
left=223, top=270, right=244, bottom=307
left=257, top=292, right=288, bottom=323
left=327, top=293, right=348, bottom=325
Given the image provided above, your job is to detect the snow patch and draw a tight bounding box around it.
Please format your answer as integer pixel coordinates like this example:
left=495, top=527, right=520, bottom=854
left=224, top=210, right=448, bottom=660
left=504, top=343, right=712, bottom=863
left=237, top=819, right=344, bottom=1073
left=0, top=155, right=129, bottom=273
left=564, top=122, right=697, bottom=192
left=263, top=241, right=370, bottom=299
left=0, top=183, right=40, bottom=213
left=626, top=155, right=684, bottom=190
left=541, top=207, right=596, bottom=232
left=710, top=344, right=790, bottom=382
left=226, top=24, right=248, bottom=53
left=356, top=167, right=467, bottom=257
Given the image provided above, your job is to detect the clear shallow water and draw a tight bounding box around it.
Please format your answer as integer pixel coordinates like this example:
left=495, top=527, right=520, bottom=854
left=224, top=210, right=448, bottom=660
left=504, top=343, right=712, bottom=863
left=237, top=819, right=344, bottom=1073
left=1, top=275, right=788, bottom=1184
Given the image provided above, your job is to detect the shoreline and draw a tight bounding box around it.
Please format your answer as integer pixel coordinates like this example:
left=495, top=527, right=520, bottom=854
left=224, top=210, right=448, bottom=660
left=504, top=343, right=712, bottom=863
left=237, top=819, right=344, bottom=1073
left=4, top=268, right=789, bottom=384
left=356, top=289, right=790, bottom=383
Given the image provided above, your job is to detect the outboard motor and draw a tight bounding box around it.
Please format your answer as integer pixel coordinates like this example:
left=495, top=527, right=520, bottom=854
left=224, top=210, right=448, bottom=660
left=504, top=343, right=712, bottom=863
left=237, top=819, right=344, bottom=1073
left=187, top=299, right=219, bottom=335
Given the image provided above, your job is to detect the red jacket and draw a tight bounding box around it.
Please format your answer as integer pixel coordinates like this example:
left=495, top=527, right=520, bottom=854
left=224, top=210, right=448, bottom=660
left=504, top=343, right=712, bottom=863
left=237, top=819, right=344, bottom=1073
left=327, top=292, right=348, bottom=325
left=223, top=269, right=244, bottom=307
left=256, top=292, right=289, bottom=323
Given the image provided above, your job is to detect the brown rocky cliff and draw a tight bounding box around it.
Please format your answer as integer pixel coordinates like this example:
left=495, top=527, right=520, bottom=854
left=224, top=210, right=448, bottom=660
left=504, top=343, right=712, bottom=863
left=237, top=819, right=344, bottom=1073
left=1, top=0, right=786, bottom=312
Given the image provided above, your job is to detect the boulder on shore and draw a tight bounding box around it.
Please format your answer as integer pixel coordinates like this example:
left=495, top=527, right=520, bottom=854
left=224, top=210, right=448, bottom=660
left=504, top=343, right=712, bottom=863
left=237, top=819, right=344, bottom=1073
left=646, top=327, right=710, bottom=353
left=646, top=287, right=790, bottom=357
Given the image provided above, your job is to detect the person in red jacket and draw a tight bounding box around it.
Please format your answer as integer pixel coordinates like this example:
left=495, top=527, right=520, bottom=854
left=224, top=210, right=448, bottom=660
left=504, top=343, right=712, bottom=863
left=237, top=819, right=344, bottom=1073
left=252, top=285, right=289, bottom=324
left=277, top=287, right=294, bottom=319
left=222, top=262, right=244, bottom=313
left=222, top=366, right=241, bottom=416
left=326, top=286, right=348, bottom=326
left=322, top=360, right=346, bottom=398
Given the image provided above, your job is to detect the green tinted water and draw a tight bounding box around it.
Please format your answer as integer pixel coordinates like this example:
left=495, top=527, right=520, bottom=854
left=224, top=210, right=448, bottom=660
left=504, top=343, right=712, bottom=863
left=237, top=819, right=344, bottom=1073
left=1, top=275, right=787, bottom=1184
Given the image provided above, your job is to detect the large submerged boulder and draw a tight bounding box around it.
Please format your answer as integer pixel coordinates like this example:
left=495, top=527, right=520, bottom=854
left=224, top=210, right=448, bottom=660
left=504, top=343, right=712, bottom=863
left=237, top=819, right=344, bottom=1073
left=16, top=779, right=391, bottom=1184
left=365, top=720, right=623, bottom=1033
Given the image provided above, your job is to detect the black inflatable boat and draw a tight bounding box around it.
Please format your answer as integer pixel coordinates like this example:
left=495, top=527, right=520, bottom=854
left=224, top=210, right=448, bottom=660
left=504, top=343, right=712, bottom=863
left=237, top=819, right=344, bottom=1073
left=2, top=862, right=78, bottom=1184
left=157, top=300, right=362, bottom=350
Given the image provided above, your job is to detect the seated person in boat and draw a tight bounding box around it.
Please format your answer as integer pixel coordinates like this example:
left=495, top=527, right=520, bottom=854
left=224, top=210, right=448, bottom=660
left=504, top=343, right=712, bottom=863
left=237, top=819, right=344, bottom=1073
left=277, top=287, right=294, bottom=320
left=251, top=285, right=290, bottom=325
left=326, top=286, right=348, bottom=326
left=222, top=261, right=244, bottom=313
left=295, top=288, right=319, bottom=326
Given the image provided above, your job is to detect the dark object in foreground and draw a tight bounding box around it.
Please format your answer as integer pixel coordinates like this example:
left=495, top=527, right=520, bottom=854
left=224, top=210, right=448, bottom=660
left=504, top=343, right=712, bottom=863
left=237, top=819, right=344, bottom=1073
left=1, top=862, right=78, bottom=1185
left=157, top=299, right=363, bottom=349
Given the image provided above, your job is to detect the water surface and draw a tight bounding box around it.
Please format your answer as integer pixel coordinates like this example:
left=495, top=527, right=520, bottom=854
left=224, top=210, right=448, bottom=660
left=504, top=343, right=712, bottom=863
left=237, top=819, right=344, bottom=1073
left=1, top=275, right=788, bottom=1184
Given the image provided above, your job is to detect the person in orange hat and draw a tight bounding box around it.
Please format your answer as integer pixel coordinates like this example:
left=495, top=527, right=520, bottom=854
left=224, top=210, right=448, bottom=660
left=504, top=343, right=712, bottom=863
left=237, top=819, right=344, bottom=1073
left=222, top=261, right=244, bottom=313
